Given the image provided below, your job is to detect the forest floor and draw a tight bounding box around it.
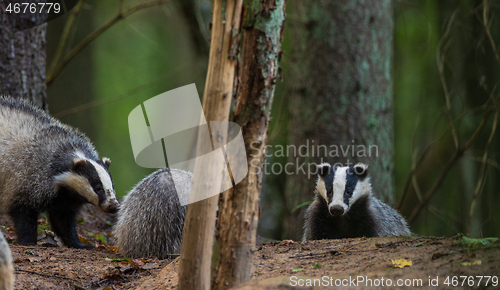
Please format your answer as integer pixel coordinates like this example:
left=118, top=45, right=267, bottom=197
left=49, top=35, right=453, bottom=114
left=1, top=208, right=499, bottom=290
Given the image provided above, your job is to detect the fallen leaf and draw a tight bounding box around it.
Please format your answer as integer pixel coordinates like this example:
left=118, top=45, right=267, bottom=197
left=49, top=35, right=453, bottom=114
left=109, top=246, right=120, bottom=253
left=461, top=260, right=481, bottom=266
left=413, top=242, right=425, bottom=247
left=432, top=252, right=445, bottom=260
left=391, top=258, right=412, bottom=268
left=105, top=258, right=131, bottom=262
left=142, top=263, right=159, bottom=270
left=120, top=265, right=134, bottom=274
left=38, top=231, right=56, bottom=246
left=78, top=236, right=91, bottom=245
left=292, top=267, right=303, bottom=272
left=311, top=263, right=321, bottom=269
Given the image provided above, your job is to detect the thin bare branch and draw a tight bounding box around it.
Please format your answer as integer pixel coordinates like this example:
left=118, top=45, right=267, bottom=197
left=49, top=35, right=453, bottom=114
left=483, top=0, right=500, bottom=67
left=47, top=0, right=85, bottom=76
left=468, top=111, right=498, bottom=233
left=465, top=155, right=500, bottom=171
left=53, top=66, right=188, bottom=119
left=397, top=100, right=494, bottom=210
left=46, top=0, right=173, bottom=85
left=407, top=110, right=493, bottom=224
left=411, top=150, right=423, bottom=203
left=410, top=116, right=423, bottom=202
left=428, top=205, right=460, bottom=233
left=436, top=9, right=459, bottom=149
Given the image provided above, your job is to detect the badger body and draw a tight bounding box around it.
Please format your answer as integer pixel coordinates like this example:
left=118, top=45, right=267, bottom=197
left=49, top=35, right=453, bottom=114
left=0, top=232, right=14, bottom=290
left=113, top=168, right=191, bottom=259
left=303, top=163, right=411, bottom=240
left=0, top=97, right=119, bottom=248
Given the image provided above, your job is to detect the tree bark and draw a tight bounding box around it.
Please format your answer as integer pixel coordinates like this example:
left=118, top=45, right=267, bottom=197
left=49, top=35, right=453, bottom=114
left=0, top=1, right=47, bottom=110
left=283, top=0, right=394, bottom=240
left=211, top=0, right=286, bottom=289
left=177, top=0, right=243, bottom=289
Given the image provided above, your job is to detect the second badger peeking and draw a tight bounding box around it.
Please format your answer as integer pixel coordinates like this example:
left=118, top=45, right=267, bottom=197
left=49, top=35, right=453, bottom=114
left=303, top=163, right=412, bottom=240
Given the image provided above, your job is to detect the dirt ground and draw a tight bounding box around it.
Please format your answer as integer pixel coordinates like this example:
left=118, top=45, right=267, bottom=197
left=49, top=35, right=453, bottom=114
left=1, top=208, right=499, bottom=290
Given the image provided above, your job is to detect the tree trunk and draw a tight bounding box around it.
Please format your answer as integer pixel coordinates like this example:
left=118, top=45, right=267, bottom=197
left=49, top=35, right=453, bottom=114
left=0, top=2, right=47, bottom=110
left=211, top=0, right=286, bottom=289
left=283, top=0, right=394, bottom=240
left=177, top=0, right=243, bottom=289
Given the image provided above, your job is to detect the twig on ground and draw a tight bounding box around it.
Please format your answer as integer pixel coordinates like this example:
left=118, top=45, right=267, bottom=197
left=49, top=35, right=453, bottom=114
left=15, top=269, right=80, bottom=282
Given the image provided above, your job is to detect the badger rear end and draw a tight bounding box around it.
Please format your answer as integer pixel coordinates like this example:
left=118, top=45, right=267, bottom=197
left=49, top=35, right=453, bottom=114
left=0, top=97, right=119, bottom=248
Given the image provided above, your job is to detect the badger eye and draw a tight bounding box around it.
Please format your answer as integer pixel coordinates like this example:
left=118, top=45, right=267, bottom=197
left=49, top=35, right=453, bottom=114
left=95, top=185, right=103, bottom=191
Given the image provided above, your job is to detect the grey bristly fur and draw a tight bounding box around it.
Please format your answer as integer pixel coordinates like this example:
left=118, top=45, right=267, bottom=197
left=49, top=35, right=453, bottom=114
left=0, top=232, right=14, bottom=290
left=113, top=168, right=192, bottom=259
left=0, top=97, right=119, bottom=248
left=303, top=163, right=412, bottom=241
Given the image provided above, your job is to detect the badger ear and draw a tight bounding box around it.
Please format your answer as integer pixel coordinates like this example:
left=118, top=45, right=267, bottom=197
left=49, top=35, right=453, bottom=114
left=317, top=163, right=331, bottom=178
left=73, top=158, right=87, bottom=171
left=353, top=163, right=368, bottom=179
left=102, top=157, right=111, bottom=169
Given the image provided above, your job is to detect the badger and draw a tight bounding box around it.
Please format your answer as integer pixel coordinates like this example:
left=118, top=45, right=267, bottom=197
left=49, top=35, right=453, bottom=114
left=0, top=97, right=119, bottom=249
left=113, top=168, right=191, bottom=259
left=0, top=232, right=14, bottom=290
left=303, top=163, right=412, bottom=240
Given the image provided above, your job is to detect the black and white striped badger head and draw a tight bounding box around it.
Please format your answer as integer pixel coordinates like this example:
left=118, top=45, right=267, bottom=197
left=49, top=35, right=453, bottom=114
left=53, top=152, right=119, bottom=213
left=316, top=162, right=370, bottom=217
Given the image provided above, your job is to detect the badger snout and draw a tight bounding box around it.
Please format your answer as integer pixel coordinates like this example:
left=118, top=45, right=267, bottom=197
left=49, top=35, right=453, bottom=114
left=100, top=192, right=120, bottom=213
left=329, top=205, right=344, bottom=216
left=102, top=202, right=119, bottom=213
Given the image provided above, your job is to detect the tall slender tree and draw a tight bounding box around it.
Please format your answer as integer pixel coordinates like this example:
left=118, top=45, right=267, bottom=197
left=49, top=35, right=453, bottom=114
left=283, top=0, right=394, bottom=240
left=0, top=1, right=47, bottom=109
left=212, top=0, right=286, bottom=289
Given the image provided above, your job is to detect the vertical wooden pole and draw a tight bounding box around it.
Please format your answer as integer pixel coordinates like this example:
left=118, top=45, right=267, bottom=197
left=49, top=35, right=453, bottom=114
left=178, top=0, right=243, bottom=289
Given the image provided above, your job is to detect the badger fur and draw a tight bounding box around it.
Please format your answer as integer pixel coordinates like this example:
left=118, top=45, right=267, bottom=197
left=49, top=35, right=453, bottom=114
left=303, top=163, right=411, bottom=240
left=0, top=232, right=14, bottom=290
left=0, top=97, right=119, bottom=249
left=113, top=168, right=191, bottom=259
